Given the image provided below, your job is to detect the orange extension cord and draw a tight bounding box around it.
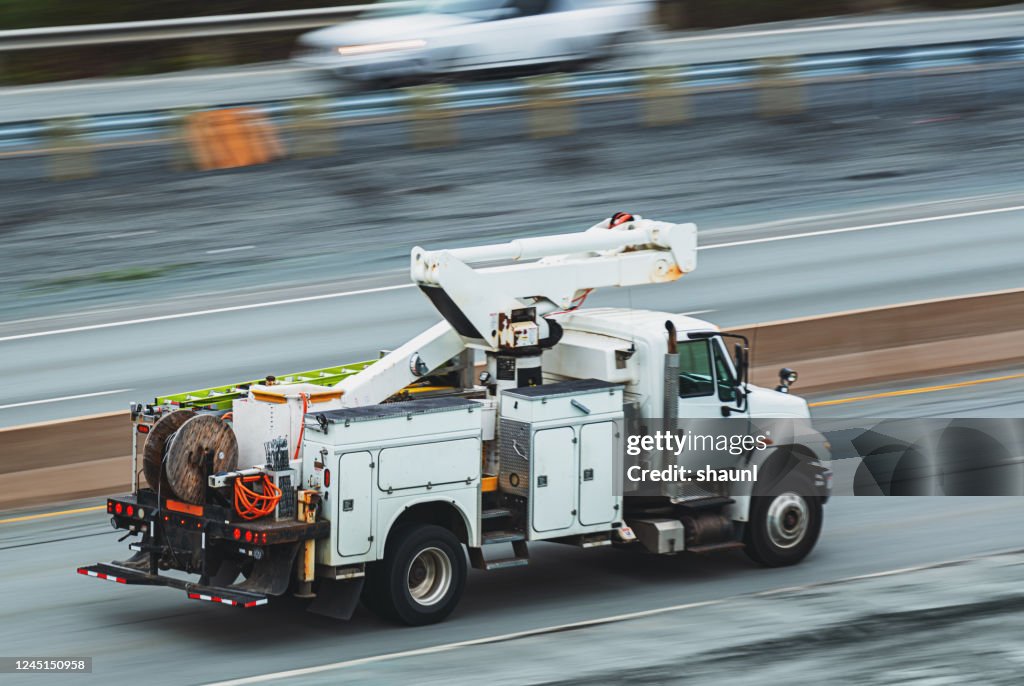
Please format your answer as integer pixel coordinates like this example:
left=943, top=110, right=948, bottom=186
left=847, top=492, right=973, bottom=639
left=233, top=474, right=282, bottom=521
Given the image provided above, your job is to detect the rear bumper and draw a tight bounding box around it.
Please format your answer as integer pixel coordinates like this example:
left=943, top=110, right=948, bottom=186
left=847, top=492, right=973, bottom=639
left=77, top=563, right=268, bottom=608
left=85, top=492, right=330, bottom=604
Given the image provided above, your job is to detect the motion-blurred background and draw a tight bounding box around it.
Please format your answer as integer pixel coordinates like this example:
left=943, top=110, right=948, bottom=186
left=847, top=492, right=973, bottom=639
left=1, top=2, right=1024, bottom=684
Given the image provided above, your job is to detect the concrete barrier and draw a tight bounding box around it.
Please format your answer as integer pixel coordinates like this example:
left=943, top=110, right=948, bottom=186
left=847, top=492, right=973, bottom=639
left=728, top=287, right=1024, bottom=391
left=2, top=288, right=1023, bottom=509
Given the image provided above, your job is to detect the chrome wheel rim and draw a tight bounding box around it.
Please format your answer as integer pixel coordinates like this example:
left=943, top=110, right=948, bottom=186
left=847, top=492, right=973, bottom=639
left=766, top=492, right=809, bottom=549
left=407, top=547, right=452, bottom=607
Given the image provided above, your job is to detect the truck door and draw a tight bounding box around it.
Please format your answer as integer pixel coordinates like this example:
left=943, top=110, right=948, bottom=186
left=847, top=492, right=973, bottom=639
left=531, top=427, right=576, bottom=532
left=676, top=339, right=727, bottom=418
left=578, top=421, right=618, bottom=526
left=336, top=450, right=373, bottom=557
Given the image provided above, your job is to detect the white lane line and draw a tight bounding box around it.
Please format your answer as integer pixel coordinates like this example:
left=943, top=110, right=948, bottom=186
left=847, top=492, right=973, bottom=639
left=102, top=230, right=156, bottom=240
left=2, top=202, right=1022, bottom=344
left=206, top=245, right=254, bottom=255
left=0, top=388, right=133, bottom=411
left=0, top=284, right=411, bottom=343
left=699, top=204, right=1024, bottom=251
left=203, top=549, right=1023, bottom=686
left=648, top=8, right=1024, bottom=46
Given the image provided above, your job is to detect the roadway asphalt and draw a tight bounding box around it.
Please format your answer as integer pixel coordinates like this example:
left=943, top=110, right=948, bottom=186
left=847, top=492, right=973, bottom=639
left=3, top=3, right=1024, bottom=121
left=2, top=193, right=1024, bottom=427
left=1, top=368, right=1020, bottom=685
left=2, top=497, right=1021, bottom=684
left=3, top=84, right=1024, bottom=427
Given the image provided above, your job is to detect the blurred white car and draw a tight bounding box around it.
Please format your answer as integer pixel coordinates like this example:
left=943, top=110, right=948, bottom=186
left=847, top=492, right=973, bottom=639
left=294, top=0, right=653, bottom=82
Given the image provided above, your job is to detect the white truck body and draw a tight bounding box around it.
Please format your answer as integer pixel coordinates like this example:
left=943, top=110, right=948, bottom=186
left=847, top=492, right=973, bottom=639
left=88, top=216, right=830, bottom=626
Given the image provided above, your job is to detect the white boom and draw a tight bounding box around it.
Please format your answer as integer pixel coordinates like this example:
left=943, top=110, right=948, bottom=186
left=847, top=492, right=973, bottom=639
left=334, top=216, right=696, bottom=407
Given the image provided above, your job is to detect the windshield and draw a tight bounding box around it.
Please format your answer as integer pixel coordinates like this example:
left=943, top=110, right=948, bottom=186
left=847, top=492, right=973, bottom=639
left=366, top=0, right=507, bottom=16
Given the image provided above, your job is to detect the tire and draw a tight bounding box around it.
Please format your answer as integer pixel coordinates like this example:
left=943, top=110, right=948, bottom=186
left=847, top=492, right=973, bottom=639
left=744, top=473, right=823, bottom=567
left=364, top=524, right=467, bottom=626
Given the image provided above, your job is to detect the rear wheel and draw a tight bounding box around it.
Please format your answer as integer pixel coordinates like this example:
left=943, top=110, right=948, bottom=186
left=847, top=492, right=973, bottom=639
left=364, top=524, right=466, bottom=626
left=745, top=473, right=822, bottom=567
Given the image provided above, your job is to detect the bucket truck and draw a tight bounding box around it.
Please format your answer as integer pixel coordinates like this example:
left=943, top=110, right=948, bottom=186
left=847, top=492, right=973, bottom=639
left=79, top=215, right=831, bottom=625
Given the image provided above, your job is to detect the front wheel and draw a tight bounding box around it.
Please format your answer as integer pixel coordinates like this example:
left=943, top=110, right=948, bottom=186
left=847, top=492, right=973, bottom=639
left=364, top=524, right=467, bottom=626
left=745, top=474, right=823, bottom=567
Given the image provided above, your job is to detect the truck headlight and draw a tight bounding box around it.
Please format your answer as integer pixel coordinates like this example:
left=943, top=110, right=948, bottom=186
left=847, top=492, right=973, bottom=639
left=337, top=40, right=427, bottom=56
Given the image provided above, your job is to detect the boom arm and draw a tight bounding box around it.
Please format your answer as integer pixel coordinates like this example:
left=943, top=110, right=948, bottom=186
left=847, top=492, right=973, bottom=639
left=335, top=216, right=697, bottom=406
left=411, top=217, right=696, bottom=350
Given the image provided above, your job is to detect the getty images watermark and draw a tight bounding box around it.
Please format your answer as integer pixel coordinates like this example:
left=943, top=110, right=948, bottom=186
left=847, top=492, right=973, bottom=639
left=626, top=429, right=769, bottom=484
left=618, top=418, right=1024, bottom=497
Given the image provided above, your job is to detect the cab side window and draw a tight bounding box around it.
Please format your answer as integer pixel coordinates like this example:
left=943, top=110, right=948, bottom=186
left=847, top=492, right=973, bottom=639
left=677, top=340, right=714, bottom=398
left=510, top=0, right=551, bottom=16
left=712, top=342, right=737, bottom=402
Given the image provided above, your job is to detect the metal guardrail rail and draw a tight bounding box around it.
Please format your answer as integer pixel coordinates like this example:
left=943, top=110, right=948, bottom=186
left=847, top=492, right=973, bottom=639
left=0, top=4, right=410, bottom=51
left=2, top=37, right=1023, bottom=150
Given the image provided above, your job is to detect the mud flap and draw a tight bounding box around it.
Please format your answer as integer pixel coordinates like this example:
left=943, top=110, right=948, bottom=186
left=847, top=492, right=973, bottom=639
left=307, top=577, right=365, bottom=620
left=235, top=542, right=300, bottom=596
left=207, top=558, right=244, bottom=587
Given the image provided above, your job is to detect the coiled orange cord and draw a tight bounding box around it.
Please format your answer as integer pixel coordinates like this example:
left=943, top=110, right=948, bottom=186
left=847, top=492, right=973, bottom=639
left=233, top=474, right=282, bottom=521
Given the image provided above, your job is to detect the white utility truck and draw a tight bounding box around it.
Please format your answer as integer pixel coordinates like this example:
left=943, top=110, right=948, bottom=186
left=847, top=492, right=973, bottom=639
left=80, top=215, right=831, bottom=625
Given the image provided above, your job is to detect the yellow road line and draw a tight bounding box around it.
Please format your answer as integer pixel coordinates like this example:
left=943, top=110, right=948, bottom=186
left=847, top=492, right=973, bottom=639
left=0, top=505, right=104, bottom=525
left=809, top=372, right=1024, bottom=408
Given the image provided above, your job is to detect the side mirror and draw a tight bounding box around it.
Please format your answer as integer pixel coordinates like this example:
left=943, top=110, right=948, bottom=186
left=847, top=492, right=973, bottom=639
left=776, top=367, right=798, bottom=393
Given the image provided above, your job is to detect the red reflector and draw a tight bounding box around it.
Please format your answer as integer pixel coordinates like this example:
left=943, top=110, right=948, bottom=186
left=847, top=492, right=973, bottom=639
left=245, top=530, right=253, bottom=543
left=126, top=505, right=135, bottom=517
left=115, top=503, right=123, bottom=515
left=166, top=499, right=203, bottom=516
left=106, top=502, right=113, bottom=513
left=261, top=532, right=268, bottom=544
left=137, top=424, right=150, bottom=434
left=233, top=528, right=242, bottom=540
left=324, top=469, right=331, bottom=488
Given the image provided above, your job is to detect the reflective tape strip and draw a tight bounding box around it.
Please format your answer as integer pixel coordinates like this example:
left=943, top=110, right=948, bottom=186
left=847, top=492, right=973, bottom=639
left=77, top=568, right=127, bottom=583
left=187, top=592, right=267, bottom=608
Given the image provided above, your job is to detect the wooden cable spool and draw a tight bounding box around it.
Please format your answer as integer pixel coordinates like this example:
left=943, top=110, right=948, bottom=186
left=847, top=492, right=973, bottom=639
left=142, top=409, right=196, bottom=493
left=164, top=414, right=239, bottom=505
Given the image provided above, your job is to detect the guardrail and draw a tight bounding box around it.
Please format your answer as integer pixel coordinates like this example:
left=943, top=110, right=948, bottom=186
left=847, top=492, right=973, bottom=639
left=2, top=37, right=1023, bottom=155
left=0, top=4, right=409, bottom=51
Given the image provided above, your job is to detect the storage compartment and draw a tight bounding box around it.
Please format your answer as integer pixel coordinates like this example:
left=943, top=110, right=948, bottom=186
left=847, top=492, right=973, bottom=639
left=378, top=437, right=480, bottom=491
left=302, top=397, right=484, bottom=565
left=336, top=450, right=373, bottom=557
left=532, top=427, right=577, bottom=532
left=498, top=379, right=624, bottom=540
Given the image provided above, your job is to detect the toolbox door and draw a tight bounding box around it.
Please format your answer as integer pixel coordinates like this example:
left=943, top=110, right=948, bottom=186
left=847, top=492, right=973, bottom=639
left=336, top=450, right=373, bottom=557
left=578, top=421, right=618, bottom=526
left=531, top=427, right=576, bottom=533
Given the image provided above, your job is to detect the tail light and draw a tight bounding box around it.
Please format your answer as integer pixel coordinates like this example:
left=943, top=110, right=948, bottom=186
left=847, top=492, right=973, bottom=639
left=233, top=528, right=242, bottom=540
left=245, top=530, right=254, bottom=543
left=126, top=505, right=135, bottom=517
left=115, top=502, right=123, bottom=515
left=324, top=469, right=331, bottom=487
